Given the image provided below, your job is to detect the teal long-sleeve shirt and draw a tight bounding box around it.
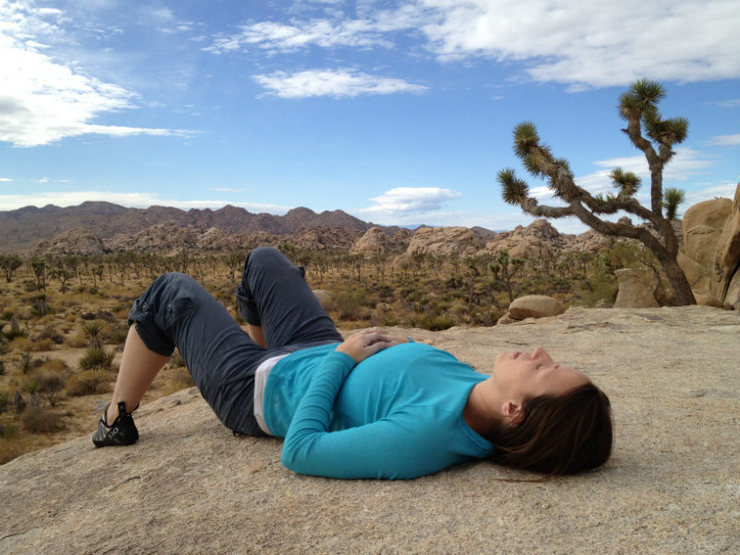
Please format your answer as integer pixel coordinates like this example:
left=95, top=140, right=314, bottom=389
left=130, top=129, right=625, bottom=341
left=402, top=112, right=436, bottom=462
left=263, top=341, right=494, bottom=480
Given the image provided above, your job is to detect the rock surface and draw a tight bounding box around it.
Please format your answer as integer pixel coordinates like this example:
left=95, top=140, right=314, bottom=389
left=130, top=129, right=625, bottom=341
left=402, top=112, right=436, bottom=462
left=613, top=268, right=659, bottom=308
left=508, top=295, right=565, bottom=319
left=2, top=307, right=738, bottom=553
left=30, top=228, right=105, bottom=257
left=680, top=183, right=740, bottom=308
left=406, top=226, right=484, bottom=256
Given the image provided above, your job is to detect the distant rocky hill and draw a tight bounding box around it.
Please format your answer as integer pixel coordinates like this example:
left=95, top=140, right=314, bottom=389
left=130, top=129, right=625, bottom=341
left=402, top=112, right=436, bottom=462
left=0, top=201, right=374, bottom=252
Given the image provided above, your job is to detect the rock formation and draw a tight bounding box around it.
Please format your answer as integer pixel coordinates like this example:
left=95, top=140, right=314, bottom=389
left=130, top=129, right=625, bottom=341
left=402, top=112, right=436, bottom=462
left=613, top=268, right=659, bottom=308
left=679, top=183, right=740, bottom=308
left=497, top=294, right=564, bottom=325
left=2, top=307, right=737, bottom=553
left=291, top=227, right=363, bottom=251
left=29, top=228, right=105, bottom=257
left=350, top=226, right=410, bottom=257
left=406, top=226, right=484, bottom=257
left=508, top=295, right=565, bottom=319
left=483, top=219, right=564, bottom=259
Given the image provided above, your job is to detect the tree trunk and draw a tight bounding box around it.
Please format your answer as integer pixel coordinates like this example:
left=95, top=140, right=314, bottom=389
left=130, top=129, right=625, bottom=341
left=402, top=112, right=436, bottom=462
left=655, top=251, right=697, bottom=305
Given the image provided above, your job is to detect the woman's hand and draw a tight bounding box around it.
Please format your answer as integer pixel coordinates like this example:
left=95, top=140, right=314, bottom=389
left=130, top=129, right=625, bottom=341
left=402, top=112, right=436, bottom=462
left=335, top=329, right=405, bottom=364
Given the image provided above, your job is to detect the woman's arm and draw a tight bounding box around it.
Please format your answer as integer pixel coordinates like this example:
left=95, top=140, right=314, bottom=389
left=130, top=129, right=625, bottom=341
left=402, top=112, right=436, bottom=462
left=281, top=331, right=434, bottom=479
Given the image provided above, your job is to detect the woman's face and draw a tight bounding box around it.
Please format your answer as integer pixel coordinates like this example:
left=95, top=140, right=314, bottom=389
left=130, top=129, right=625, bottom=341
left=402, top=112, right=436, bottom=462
left=493, top=346, right=590, bottom=401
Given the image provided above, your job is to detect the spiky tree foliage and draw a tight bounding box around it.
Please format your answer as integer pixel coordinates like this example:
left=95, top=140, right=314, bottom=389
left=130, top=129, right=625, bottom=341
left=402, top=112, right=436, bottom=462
left=663, top=187, right=685, bottom=221
left=498, top=79, right=695, bottom=305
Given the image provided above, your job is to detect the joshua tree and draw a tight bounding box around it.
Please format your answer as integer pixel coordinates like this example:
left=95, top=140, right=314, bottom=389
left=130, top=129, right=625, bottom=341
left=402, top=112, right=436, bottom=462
left=498, top=79, right=695, bottom=305
left=0, top=254, right=22, bottom=283
left=488, top=249, right=524, bottom=303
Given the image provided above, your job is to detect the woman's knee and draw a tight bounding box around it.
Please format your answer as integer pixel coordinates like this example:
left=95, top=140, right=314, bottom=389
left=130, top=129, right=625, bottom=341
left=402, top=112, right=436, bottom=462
left=245, top=246, right=285, bottom=269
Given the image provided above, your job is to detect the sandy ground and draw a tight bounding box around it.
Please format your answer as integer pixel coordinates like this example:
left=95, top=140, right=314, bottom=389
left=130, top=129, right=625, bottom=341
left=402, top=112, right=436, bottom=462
left=1, top=306, right=738, bottom=554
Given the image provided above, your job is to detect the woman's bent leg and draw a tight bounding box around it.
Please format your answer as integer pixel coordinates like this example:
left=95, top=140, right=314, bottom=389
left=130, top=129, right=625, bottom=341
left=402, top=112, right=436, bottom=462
left=235, top=247, right=343, bottom=348
left=105, top=326, right=169, bottom=423
left=125, top=272, right=269, bottom=435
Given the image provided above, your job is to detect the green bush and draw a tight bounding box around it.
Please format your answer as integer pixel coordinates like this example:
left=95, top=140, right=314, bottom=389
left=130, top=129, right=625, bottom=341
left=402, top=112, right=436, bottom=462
left=78, top=347, right=114, bottom=371
left=334, top=289, right=369, bottom=321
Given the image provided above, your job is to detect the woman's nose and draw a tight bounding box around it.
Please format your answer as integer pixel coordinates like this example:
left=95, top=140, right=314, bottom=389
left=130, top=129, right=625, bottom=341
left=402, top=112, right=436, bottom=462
left=532, top=346, right=550, bottom=360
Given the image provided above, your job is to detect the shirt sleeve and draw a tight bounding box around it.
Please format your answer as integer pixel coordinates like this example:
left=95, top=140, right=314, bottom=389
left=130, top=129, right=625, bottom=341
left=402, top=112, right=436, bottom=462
left=280, top=350, right=454, bottom=480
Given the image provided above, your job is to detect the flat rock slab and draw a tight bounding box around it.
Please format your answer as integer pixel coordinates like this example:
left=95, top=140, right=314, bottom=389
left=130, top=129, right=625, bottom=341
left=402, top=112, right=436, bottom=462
left=1, top=307, right=738, bottom=553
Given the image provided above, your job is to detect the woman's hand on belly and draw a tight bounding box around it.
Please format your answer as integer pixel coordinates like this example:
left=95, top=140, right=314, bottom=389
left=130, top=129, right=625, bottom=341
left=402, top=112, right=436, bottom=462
left=335, top=329, right=406, bottom=364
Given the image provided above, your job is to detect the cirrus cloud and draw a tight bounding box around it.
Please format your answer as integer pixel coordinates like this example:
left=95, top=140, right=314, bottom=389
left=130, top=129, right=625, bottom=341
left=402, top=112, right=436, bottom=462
left=253, top=69, right=427, bottom=98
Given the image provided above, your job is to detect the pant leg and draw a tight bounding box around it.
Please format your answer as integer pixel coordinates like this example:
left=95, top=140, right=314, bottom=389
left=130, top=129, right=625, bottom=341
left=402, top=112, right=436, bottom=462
left=128, top=272, right=267, bottom=435
left=235, top=247, right=343, bottom=348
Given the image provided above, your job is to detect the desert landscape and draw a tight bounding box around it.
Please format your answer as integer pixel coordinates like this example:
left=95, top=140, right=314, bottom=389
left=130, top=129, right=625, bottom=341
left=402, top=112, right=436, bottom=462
left=0, top=191, right=738, bottom=552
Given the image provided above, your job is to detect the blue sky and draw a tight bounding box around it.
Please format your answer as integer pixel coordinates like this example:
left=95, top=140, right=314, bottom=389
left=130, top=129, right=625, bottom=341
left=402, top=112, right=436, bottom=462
left=1, top=0, right=738, bottom=233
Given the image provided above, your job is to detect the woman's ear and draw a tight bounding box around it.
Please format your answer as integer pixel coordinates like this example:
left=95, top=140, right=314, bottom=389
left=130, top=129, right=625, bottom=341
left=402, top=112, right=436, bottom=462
left=501, top=400, right=525, bottom=426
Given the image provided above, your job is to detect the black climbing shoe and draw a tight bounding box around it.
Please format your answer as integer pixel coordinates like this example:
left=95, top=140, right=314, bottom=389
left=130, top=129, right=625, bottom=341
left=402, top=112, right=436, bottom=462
left=92, top=401, right=139, bottom=447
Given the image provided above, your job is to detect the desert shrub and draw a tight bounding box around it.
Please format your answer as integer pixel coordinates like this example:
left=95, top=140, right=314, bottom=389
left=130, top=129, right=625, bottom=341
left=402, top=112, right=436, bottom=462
left=469, top=308, right=500, bottom=327
left=420, top=314, right=456, bottom=331
left=36, top=372, right=65, bottom=407
left=333, top=289, right=370, bottom=321
left=22, top=406, right=63, bottom=433
left=30, top=294, right=50, bottom=316
left=0, top=390, right=8, bottom=413
left=15, top=353, right=33, bottom=374
left=161, top=367, right=196, bottom=396
left=23, top=379, right=37, bottom=396
left=66, top=370, right=110, bottom=396
left=80, top=321, right=105, bottom=349
left=11, top=390, right=26, bottom=413
left=0, top=421, right=18, bottom=438
left=26, top=337, right=53, bottom=352
left=376, top=283, right=394, bottom=301
left=78, top=347, right=114, bottom=371
left=2, top=317, right=26, bottom=341
left=66, top=328, right=88, bottom=348
left=38, top=358, right=68, bottom=373
left=109, top=325, right=129, bottom=345
left=36, top=326, right=65, bottom=345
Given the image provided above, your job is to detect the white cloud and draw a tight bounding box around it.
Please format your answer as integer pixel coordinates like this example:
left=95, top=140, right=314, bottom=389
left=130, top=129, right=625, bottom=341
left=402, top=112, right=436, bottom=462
left=0, top=191, right=289, bottom=213
left=0, top=1, right=193, bottom=147
left=253, top=69, right=427, bottom=98
left=205, top=19, right=386, bottom=53
left=715, top=99, right=740, bottom=108
left=684, top=182, right=738, bottom=205
left=419, top=0, right=740, bottom=88
left=706, top=134, right=740, bottom=146
left=0, top=177, right=13, bottom=183
left=573, top=148, right=714, bottom=194
left=217, top=1, right=739, bottom=89
left=203, top=4, right=429, bottom=54
left=355, top=187, right=461, bottom=223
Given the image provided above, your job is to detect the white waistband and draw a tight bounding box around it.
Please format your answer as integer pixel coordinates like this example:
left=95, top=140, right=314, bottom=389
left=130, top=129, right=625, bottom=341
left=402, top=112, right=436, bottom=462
left=253, top=353, right=290, bottom=435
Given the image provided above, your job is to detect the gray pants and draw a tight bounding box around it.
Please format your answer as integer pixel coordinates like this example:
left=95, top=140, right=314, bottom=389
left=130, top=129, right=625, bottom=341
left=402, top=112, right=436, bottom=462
left=128, top=247, right=343, bottom=436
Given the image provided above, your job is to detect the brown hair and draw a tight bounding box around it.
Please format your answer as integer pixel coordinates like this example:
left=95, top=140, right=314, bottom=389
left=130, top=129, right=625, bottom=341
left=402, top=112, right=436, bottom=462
left=486, top=383, right=613, bottom=475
